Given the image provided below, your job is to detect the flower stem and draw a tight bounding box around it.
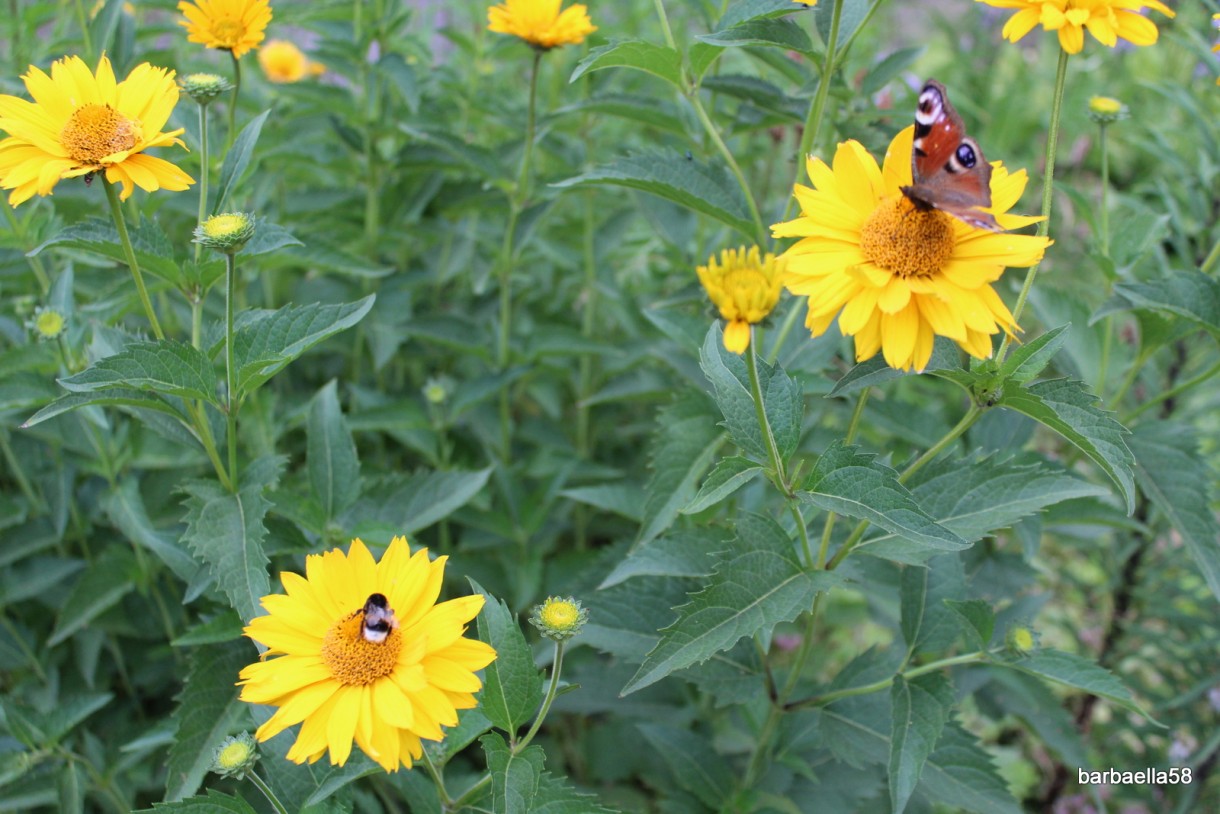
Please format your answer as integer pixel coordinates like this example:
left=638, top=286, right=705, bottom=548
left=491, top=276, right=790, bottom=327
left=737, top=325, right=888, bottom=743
left=997, top=47, right=1069, bottom=364
left=194, top=102, right=211, bottom=264
left=104, top=179, right=164, bottom=340
left=246, top=770, right=290, bottom=814
left=898, top=403, right=981, bottom=484
left=688, top=92, right=768, bottom=247
left=787, top=651, right=987, bottom=710
left=652, top=0, right=676, bottom=50
left=225, top=252, right=239, bottom=487
left=1122, top=359, right=1220, bottom=423
left=746, top=331, right=786, bottom=485
left=1098, top=122, right=1110, bottom=260
left=516, top=640, right=565, bottom=752
left=227, top=53, right=242, bottom=152
left=1200, top=235, right=1220, bottom=276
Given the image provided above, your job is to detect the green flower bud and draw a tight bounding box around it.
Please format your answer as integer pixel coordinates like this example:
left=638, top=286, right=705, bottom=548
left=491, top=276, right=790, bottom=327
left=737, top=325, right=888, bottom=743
left=529, top=596, right=588, bottom=642
left=194, top=212, right=256, bottom=254
left=180, top=72, right=235, bottom=105
left=211, top=732, right=259, bottom=779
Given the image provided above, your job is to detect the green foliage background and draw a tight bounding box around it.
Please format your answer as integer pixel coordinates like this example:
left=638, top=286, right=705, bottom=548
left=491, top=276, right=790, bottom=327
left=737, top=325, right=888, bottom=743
left=1, top=0, right=1218, bottom=812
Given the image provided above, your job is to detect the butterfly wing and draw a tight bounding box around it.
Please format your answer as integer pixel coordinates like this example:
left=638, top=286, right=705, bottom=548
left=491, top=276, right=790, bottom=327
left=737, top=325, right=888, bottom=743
left=901, top=79, right=1000, bottom=232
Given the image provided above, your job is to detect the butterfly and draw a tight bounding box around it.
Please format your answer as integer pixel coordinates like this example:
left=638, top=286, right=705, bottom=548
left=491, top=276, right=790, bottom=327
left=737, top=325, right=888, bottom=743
left=899, top=79, right=1002, bottom=232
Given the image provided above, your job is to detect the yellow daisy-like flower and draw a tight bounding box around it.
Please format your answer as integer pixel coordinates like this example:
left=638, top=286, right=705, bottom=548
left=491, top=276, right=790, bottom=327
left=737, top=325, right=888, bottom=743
left=773, top=126, right=1052, bottom=372
left=697, top=246, right=785, bottom=354
left=258, top=40, right=326, bottom=84
left=0, top=55, right=194, bottom=206
left=488, top=0, right=596, bottom=50
left=1213, top=14, right=1219, bottom=85
left=975, top=0, right=1175, bottom=54
left=178, top=0, right=272, bottom=60
left=238, top=537, right=497, bottom=772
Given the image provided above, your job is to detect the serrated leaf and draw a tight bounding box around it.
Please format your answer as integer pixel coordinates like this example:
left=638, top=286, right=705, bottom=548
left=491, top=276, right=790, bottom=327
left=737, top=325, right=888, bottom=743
left=700, top=324, right=802, bottom=463
left=1128, top=422, right=1220, bottom=603
left=890, top=674, right=953, bottom=814
left=638, top=723, right=732, bottom=808
left=827, top=339, right=961, bottom=398
left=474, top=583, right=543, bottom=734
left=22, top=388, right=189, bottom=428
left=581, top=576, right=696, bottom=662
left=698, top=18, right=812, bottom=52
left=559, top=483, right=644, bottom=522
left=48, top=547, right=137, bottom=646
left=635, top=395, right=724, bottom=549
left=920, top=722, right=1022, bottom=814
left=569, top=40, right=683, bottom=88
left=343, top=468, right=492, bottom=536
left=1106, top=271, right=1220, bottom=334
left=482, top=732, right=543, bottom=814
left=718, top=0, right=800, bottom=28
left=1000, top=324, right=1070, bottom=383
left=136, top=789, right=258, bottom=813
left=531, top=773, right=620, bottom=814
left=625, top=513, right=841, bottom=694
left=683, top=456, right=764, bottom=514
left=944, top=599, right=995, bottom=651
left=440, top=706, right=493, bottom=763
left=899, top=554, right=965, bottom=656
left=799, top=442, right=968, bottom=560
left=164, top=641, right=251, bottom=801
left=59, top=341, right=220, bottom=405
left=997, top=378, right=1135, bottom=513
left=101, top=478, right=199, bottom=584
left=232, top=297, right=375, bottom=396
left=1000, top=649, right=1148, bottom=718
left=599, top=529, right=726, bottom=589
left=553, top=153, right=756, bottom=239
left=181, top=457, right=282, bottom=623
left=307, top=380, right=361, bottom=520
left=30, top=217, right=180, bottom=283
left=213, top=109, right=271, bottom=213
left=984, top=669, right=1087, bottom=767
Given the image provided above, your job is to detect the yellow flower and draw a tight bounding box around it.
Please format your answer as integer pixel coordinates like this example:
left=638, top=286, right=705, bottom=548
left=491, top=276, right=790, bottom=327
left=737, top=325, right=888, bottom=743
left=178, top=0, right=272, bottom=59
left=1213, top=14, right=1219, bottom=86
left=238, top=537, right=497, bottom=772
left=488, top=0, right=596, bottom=50
left=697, top=246, right=785, bottom=354
left=975, top=0, right=1175, bottom=54
left=0, top=55, right=194, bottom=206
left=258, top=40, right=326, bottom=84
left=773, top=127, right=1052, bottom=372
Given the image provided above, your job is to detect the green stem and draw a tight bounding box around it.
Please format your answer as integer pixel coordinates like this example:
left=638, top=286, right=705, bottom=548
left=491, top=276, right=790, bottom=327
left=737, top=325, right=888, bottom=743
left=1122, top=359, right=1220, bottom=423
left=73, top=0, right=94, bottom=64
left=418, top=747, right=453, bottom=807
left=225, top=252, right=239, bottom=487
left=104, top=179, right=164, bottom=339
left=2, top=197, right=52, bottom=294
left=246, top=770, right=290, bottom=814
left=1111, top=347, right=1151, bottom=406
left=746, top=331, right=786, bottom=484
left=1200, top=235, right=1220, bottom=275
left=194, top=102, right=211, bottom=263
left=516, top=640, right=565, bottom=752
left=898, top=404, right=981, bottom=484
left=652, top=0, right=676, bottom=50
left=227, top=53, right=242, bottom=152
left=0, top=430, right=44, bottom=513
left=688, top=92, right=768, bottom=247
left=787, top=652, right=987, bottom=710
left=997, top=47, right=1070, bottom=365
left=812, top=388, right=871, bottom=568
left=1098, top=122, right=1110, bottom=260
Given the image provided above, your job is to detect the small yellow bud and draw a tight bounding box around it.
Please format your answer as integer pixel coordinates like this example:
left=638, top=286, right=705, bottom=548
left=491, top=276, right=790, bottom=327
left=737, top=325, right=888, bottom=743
left=529, top=596, right=588, bottom=642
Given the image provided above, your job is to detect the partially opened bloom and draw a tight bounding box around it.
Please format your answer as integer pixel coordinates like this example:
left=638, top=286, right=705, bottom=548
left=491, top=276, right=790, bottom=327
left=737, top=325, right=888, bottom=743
left=976, top=0, right=1175, bottom=54
left=239, top=537, right=497, bottom=771
left=178, top=0, right=272, bottom=59
left=0, top=55, right=194, bottom=206
left=697, top=246, right=785, bottom=354
left=773, top=127, right=1051, bottom=372
left=488, top=0, right=596, bottom=50
left=258, top=40, right=325, bottom=83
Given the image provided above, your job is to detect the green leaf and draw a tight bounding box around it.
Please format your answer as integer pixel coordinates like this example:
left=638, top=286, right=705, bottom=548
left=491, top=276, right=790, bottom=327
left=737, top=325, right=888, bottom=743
left=1128, top=422, right=1220, bottom=602
left=900, top=554, right=965, bottom=655
left=136, top=789, right=258, bottom=813
left=164, top=641, right=251, bottom=802
left=59, top=341, right=220, bottom=405
left=635, top=394, right=724, bottom=549
left=474, top=582, right=543, bottom=734
left=638, top=723, right=733, bottom=809
left=553, top=153, right=757, bottom=239
left=47, top=547, right=136, bottom=646
left=683, top=456, right=764, bottom=514
left=569, top=40, right=684, bottom=89
left=815, top=0, right=870, bottom=49
left=827, top=338, right=961, bottom=398
left=799, top=442, right=968, bottom=562
left=1105, top=270, right=1220, bottom=335
left=344, top=468, right=492, bottom=536
left=232, top=296, right=375, bottom=396
left=559, top=483, right=644, bottom=522
left=687, top=43, right=724, bottom=82
left=920, top=722, right=1022, bottom=814
left=890, top=674, right=953, bottom=814
left=599, top=528, right=726, bottom=589
left=530, top=773, right=620, bottom=814
left=400, top=124, right=507, bottom=181
left=698, top=18, right=812, bottom=53
left=944, top=599, right=995, bottom=651
left=997, top=378, right=1135, bottom=513
left=181, top=457, right=282, bottom=623
left=999, top=649, right=1148, bottom=719
left=22, top=388, right=190, bottom=429
left=700, top=324, right=802, bottom=463
left=307, top=380, right=361, bottom=521
left=625, top=513, right=842, bottom=694
left=213, top=109, right=271, bottom=213
left=481, top=732, right=543, bottom=814
left=999, top=324, right=1070, bottom=384
left=861, top=46, right=925, bottom=95
left=718, top=0, right=800, bottom=28
left=101, top=478, right=200, bottom=585
left=30, top=217, right=181, bottom=284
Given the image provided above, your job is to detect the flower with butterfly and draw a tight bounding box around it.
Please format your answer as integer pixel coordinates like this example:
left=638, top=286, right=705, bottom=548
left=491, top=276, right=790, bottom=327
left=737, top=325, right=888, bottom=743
left=774, top=81, right=1052, bottom=372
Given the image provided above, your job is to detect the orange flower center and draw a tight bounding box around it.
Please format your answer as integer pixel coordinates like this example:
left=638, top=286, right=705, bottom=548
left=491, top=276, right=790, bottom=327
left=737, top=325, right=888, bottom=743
left=859, top=196, right=956, bottom=279
left=320, top=612, right=403, bottom=685
left=60, top=104, right=141, bottom=165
